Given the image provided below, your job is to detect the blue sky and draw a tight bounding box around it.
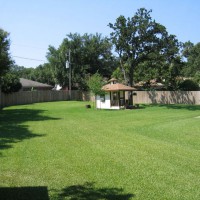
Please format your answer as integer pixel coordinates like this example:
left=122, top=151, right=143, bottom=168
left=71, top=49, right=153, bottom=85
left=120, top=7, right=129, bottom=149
left=1, top=0, right=200, bottom=68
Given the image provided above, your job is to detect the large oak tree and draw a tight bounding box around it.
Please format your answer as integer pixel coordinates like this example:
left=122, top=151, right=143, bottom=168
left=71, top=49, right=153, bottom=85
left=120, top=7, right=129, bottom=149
left=109, top=8, right=181, bottom=88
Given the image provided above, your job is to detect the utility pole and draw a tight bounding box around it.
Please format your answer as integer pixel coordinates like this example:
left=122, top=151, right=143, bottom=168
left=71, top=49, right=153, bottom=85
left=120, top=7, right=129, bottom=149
left=66, top=50, right=71, bottom=100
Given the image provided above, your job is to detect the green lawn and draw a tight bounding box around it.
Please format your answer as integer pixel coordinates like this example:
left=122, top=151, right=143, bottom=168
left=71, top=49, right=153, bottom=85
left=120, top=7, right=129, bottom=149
left=0, top=101, right=200, bottom=200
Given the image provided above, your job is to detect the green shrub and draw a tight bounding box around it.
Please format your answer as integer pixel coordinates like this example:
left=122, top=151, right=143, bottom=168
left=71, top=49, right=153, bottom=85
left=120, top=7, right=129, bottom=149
left=1, top=73, right=22, bottom=93
left=178, top=79, right=199, bottom=91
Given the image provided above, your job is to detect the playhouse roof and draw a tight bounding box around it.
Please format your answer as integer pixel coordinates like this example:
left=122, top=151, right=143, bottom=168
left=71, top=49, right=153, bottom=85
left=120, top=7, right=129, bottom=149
left=102, top=83, right=136, bottom=91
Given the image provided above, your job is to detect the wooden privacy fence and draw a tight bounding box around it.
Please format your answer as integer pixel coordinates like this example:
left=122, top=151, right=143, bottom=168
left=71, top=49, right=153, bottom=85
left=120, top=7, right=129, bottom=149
left=133, top=91, right=200, bottom=105
left=0, top=90, right=200, bottom=108
left=0, top=90, right=92, bottom=108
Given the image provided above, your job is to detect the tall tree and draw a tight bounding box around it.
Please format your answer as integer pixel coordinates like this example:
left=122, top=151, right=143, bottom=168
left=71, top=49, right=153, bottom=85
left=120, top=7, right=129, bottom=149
left=182, top=42, right=200, bottom=79
left=47, top=33, right=116, bottom=90
left=0, top=28, right=13, bottom=78
left=47, top=45, right=67, bottom=86
left=109, top=8, right=181, bottom=88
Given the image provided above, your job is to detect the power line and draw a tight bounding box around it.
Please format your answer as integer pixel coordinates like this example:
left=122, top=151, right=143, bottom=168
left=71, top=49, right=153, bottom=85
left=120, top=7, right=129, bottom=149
left=13, top=56, right=45, bottom=62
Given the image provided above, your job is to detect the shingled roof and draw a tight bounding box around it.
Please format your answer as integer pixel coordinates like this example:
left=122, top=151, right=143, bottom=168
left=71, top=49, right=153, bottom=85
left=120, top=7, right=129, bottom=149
left=20, top=78, right=53, bottom=89
left=102, top=83, right=136, bottom=91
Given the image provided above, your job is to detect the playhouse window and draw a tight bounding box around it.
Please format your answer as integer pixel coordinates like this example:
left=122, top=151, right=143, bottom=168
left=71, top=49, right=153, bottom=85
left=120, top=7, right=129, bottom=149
left=100, top=94, right=105, bottom=102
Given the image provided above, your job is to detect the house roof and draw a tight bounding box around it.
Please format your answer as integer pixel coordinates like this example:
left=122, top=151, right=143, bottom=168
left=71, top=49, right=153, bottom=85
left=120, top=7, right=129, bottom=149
left=108, top=78, right=118, bottom=83
left=20, top=78, right=53, bottom=88
left=134, top=80, right=164, bottom=89
left=102, top=83, right=136, bottom=91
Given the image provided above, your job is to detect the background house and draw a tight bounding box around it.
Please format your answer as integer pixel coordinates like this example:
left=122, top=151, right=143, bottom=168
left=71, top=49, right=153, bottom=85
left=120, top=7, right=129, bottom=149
left=20, top=78, right=53, bottom=91
left=133, top=79, right=165, bottom=91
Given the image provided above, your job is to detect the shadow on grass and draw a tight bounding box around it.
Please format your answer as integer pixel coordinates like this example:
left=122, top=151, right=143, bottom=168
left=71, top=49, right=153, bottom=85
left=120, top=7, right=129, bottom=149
left=0, top=108, right=60, bottom=156
left=56, top=182, right=135, bottom=200
left=0, top=183, right=135, bottom=200
left=147, top=104, right=200, bottom=111
left=100, top=106, right=146, bottom=112
left=0, top=186, right=49, bottom=200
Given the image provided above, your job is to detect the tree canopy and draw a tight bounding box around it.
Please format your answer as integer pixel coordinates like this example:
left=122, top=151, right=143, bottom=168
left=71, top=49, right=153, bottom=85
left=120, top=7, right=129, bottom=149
left=47, top=33, right=116, bottom=90
left=11, top=64, right=55, bottom=86
left=182, top=42, right=200, bottom=78
left=0, top=28, right=13, bottom=78
left=109, top=8, right=182, bottom=89
left=0, top=28, right=22, bottom=93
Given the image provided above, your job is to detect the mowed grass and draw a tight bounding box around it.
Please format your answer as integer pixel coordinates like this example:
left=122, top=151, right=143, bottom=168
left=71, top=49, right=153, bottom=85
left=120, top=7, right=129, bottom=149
left=0, top=101, right=200, bottom=200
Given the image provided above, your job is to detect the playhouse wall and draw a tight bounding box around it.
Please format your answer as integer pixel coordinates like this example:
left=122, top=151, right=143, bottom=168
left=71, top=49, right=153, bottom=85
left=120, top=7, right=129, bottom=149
left=96, top=93, right=111, bottom=109
left=96, top=93, right=119, bottom=109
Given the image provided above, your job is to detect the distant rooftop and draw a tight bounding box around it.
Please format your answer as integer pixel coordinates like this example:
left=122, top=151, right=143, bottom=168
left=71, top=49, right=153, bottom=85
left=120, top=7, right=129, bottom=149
left=20, top=78, right=53, bottom=88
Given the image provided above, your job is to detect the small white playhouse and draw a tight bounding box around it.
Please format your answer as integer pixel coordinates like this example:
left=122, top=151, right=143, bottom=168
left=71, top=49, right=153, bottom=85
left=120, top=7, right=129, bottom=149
left=96, top=78, right=136, bottom=109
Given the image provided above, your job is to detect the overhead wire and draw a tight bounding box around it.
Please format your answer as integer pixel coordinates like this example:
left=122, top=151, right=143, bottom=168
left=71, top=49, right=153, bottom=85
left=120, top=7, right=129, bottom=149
left=11, top=42, right=48, bottom=63
left=13, top=56, right=46, bottom=62
left=11, top=43, right=47, bottom=62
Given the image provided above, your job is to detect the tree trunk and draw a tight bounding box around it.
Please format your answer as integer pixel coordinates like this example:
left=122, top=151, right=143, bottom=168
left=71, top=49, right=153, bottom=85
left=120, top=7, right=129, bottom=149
left=119, top=58, right=128, bottom=84
left=128, top=64, right=134, bottom=87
